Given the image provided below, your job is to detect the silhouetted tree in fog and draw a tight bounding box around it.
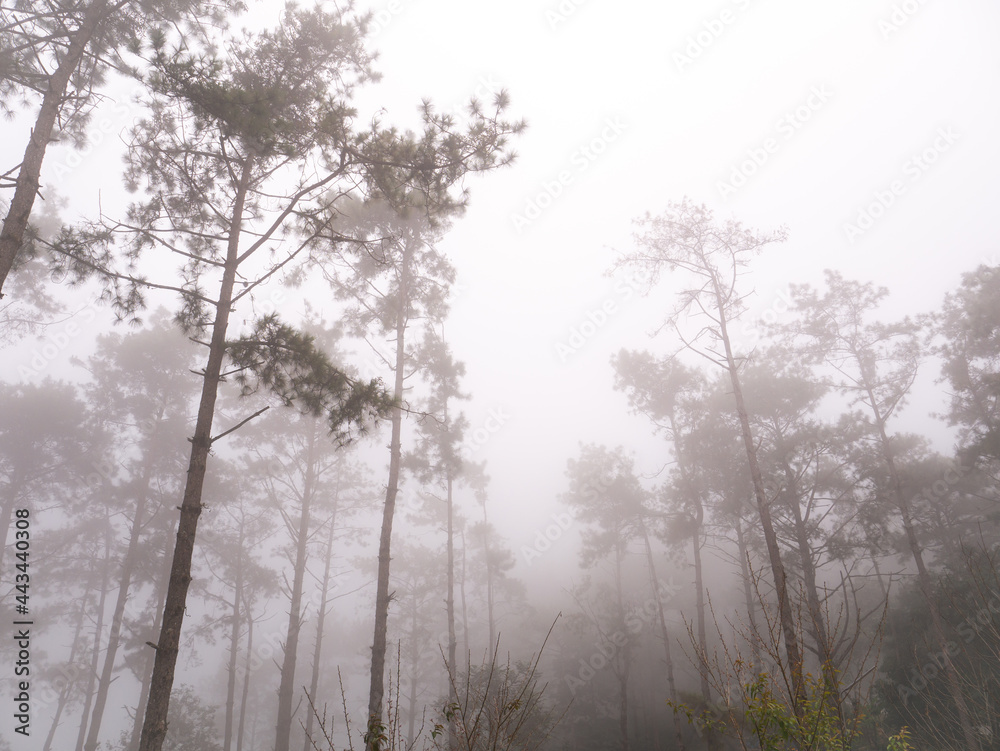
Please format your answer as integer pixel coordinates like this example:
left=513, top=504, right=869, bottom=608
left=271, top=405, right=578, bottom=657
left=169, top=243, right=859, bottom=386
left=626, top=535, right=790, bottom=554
left=563, top=444, right=649, bottom=751
left=781, top=270, right=981, bottom=750
left=934, top=263, right=1000, bottom=470
left=612, top=199, right=806, bottom=715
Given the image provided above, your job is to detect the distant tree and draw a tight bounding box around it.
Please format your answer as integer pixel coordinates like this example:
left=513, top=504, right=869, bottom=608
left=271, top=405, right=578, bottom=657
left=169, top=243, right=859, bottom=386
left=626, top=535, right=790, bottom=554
left=782, top=269, right=982, bottom=750
left=244, top=404, right=356, bottom=751
left=317, top=202, right=462, bottom=741
left=563, top=444, right=647, bottom=751
left=739, top=355, right=877, bottom=738
left=612, top=349, right=708, bottom=751
left=79, top=315, right=197, bottom=751
left=406, top=330, right=469, bottom=749
left=197, top=463, right=278, bottom=751
left=934, top=264, right=1000, bottom=469
left=300, top=451, right=371, bottom=751
left=876, top=547, right=1000, bottom=749
left=0, top=379, right=91, bottom=567
left=611, top=199, right=807, bottom=714
left=392, top=541, right=449, bottom=747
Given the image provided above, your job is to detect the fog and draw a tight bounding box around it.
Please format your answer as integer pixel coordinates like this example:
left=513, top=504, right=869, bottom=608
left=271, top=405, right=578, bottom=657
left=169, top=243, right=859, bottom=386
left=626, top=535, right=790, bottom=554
left=1, top=2, right=999, bottom=751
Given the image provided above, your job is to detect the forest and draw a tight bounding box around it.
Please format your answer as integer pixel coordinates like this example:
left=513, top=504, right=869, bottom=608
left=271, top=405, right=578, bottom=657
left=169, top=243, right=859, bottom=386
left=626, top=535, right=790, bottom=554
left=1, top=2, right=999, bottom=751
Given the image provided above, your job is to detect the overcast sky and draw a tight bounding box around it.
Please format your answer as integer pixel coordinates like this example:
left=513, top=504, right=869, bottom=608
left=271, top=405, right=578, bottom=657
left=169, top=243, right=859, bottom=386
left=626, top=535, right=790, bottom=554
left=350, top=0, right=1000, bottom=552
left=5, top=0, right=1000, bottom=574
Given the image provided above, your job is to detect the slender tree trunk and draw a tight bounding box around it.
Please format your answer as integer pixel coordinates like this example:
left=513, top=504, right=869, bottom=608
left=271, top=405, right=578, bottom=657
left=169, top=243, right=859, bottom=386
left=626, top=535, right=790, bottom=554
left=129, top=518, right=176, bottom=751
left=237, top=611, right=255, bottom=751
left=871, top=555, right=888, bottom=600
left=76, top=523, right=113, bottom=751
left=460, top=527, right=470, bottom=672
left=481, top=496, right=496, bottom=651
left=666, top=411, right=717, bottom=749
left=0, top=0, right=110, bottom=296
left=85, top=416, right=164, bottom=751
left=637, top=517, right=685, bottom=751
left=690, top=514, right=721, bottom=751
left=780, top=456, right=845, bottom=732
left=691, top=523, right=711, bottom=704
left=446, top=472, right=458, bottom=749
left=276, top=423, right=318, bottom=751
left=138, top=154, right=254, bottom=751
left=368, top=260, right=410, bottom=741
left=407, top=592, right=419, bottom=746
left=712, top=276, right=806, bottom=713
left=735, top=516, right=763, bottom=670
left=43, top=566, right=97, bottom=751
left=304, top=503, right=338, bottom=751
left=613, top=536, right=631, bottom=751
left=224, top=523, right=246, bottom=751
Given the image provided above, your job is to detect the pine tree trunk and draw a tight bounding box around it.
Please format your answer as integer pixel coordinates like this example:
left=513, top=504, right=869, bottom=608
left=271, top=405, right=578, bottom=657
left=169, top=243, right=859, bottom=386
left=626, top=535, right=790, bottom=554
left=637, top=517, right=685, bottom=751
left=224, top=524, right=245, bottom=751
left=711, top=274, right=806, bottom=713
left=43, top=565, right=97, bottom=751
left=613, top=536, right=631, bottom=751
left=446, top=472, right=458, bottom=750
left=367, top=253, right=410, bottom=742
left=871, top=554, right=888, bottom=600
left=0, top=0, right=110, bottom=296
left=734, top=516, right=763, bottom=670
left=138, top=154, right=254, bottom=751
left=665, top=411, right=717, bottom=749
left=781, top=457, right=845, bottom=732
left=128, top=526, right=174, bottom=751
left=275, top=423, right=318, bottom=751
left=237, top=611, right=255, bottom=751
left=129, top=518, right=176, bottom=751
left=303, top=502, right=338, bottom=751
left=407, top=593, right=419, bottom=746
left=692, top=524, right=711, bottom=705
left=481, top=496, right=496, bottom=651
left=460, top=527, right=470, bottom=672
left=76, top=523, right=112, bottom=751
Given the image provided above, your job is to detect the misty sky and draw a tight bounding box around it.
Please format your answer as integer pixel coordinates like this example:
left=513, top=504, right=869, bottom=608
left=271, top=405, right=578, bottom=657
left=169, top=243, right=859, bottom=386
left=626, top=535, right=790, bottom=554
left=4, top=0, right=999, bottom=576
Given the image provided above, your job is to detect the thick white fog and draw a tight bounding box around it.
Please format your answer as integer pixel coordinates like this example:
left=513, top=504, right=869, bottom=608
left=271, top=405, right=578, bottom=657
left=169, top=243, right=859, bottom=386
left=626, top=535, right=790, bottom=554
left=1, top=2, right=999, bottom=751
